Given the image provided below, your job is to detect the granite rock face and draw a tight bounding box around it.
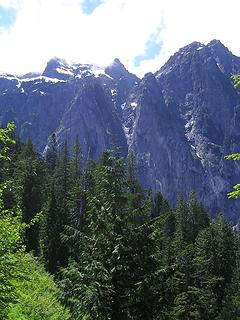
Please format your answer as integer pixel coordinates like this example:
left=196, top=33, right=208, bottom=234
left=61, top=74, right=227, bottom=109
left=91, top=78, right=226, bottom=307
left=130, top=41, right=240, bottom=221
left=54, top=76, right=128, bottom=160
left=0, top=40, right=239, bottom=221
left=0, top=59, right=132, bottom=159
left=0, top=73, right=77, bottom=151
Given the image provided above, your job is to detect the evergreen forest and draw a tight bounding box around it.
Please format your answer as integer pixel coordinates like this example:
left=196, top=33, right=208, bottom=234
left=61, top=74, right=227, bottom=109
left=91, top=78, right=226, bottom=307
left=0, top=120, right=240, bottom=320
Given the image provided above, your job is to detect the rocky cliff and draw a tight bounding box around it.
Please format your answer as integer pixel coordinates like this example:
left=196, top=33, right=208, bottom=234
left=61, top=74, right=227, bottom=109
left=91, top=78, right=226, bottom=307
left=128, top=40, right=240, bottom=221
left=0, top=40, right=239, bottom=221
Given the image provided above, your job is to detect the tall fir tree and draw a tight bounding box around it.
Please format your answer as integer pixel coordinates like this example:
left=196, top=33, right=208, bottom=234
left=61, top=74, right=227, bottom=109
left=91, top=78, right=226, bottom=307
left=68, top=135, right=85, bottom=231
left=43, top=140, right=71, bottom=273
left=14, top=137, right=45, bottom=254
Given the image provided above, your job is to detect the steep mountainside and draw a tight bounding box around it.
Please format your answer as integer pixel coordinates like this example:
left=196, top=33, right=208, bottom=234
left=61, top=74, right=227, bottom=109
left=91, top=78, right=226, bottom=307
left=129, top=40, right=240, bottom=221
left=0, top=40, right=239, bottom=221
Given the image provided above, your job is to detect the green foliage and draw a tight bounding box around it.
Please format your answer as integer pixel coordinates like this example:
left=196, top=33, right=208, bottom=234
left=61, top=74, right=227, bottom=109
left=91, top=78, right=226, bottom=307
left=0, top=123, right=15, bottom=160
left=0, top=124, right=71, bottom=319
left=225, top=76, right=240, bottom=199
left=57, top=148, right=239, bottom=319
left=225, top=153, right=240, bottom=198
left=1, top=122, right=239, bottom=319
left=59, top=151, right=156, bottom=319
left=194, top=214, right=236, bottom=311
left=60, top=260, right=113, bottom=320
left=225, top=154, right=240, bottom=161
left=42, top=182, right=62, bottom=274
left=227, top=184, right=240, bottom=199
left=46, top=133, right=58, bottom=172
left=14, top=138, right=45, bottom=253
left=0, top=124, right=24, bottom=318
left=0, top=199, right=23, bottom=255
left=232, top=75, right=240, bottom=88
left=42, top=140, right=71, bottom=273
left=7, top=253, right=71, bottom=320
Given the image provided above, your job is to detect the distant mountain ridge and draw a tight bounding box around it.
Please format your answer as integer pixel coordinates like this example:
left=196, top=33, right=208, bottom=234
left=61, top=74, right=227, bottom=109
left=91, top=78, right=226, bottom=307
left=0, top=40, right=239, bottom=221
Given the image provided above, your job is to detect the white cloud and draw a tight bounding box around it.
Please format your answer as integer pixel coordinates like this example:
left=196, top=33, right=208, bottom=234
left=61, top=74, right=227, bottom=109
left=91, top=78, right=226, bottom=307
left=0, top=0, right=20, bottom=9
left=0, top=0, right=239, bottom=77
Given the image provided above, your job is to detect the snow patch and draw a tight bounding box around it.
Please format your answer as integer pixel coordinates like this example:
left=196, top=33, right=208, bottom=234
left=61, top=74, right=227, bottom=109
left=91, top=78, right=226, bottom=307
left=0, top=73, right=17, bottom=79
left=90, top=66, right=112, bottom=79
left=22, top=76, right=66, bottom=84
left=121, top=103, right=126, bottom=110
left=216, top=63, right=224, bottom=72
left=56, top=67, right=74, bottom=76
left=130, top=102, right=138, bottom=108
left=196, top=152, right=202, bottom=159
left=185, top=119, right=195, bottom=129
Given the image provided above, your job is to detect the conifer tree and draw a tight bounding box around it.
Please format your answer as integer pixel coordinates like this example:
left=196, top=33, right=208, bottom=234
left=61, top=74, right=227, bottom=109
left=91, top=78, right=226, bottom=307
left=187, top=192, right=210, bottom=242
left=126, top=150, right=143, bottom=210
left=68, top=135, right=84, bottom=231
left=60, top=150, right=157, bottom=319
left=43, top=140, right=71, bottom=273
left=151, top=191, right=170, bottom=218
left=194, top=214, right=236, bottom=315
left=123, top=152, right=156, bottom=319
left=43, top=182, right=60, bottom=274
left=46, top=133, right=58, bottom=172
left=174, top=195, right=189, bottom=247
left=14, top=137, right=45, bottom=254
left=60, top=150, right=124, bottom=318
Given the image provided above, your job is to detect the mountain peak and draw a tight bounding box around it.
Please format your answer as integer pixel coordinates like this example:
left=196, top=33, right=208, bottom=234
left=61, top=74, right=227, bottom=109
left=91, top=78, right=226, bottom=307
left=113, top=58, right=124, bottom=66
left=44, top=57, right=70, bottom=70
left=0, top=39, right=239, bottom=222
left=207, top=39, right=231, bottom=56
left=157, top=41, right=206, bottom=77
left=207, top=39, right=227, bottom=48
left=179, top=41, right=204, bottom=53
left=206, top=39, right=240, bottom=76
left=105, top=58, right=130, bottom=80
left=42, top=57, right=72, bottom=80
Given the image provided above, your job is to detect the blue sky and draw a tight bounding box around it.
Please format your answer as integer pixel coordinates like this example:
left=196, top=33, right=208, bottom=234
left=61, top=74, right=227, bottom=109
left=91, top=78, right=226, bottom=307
left=0, top=0, right=239, bottom=77
left=0, top=5, right=16, bottom=31
left=134, top=39, right=163, bottom=68
left=81, top=0, right=103, bottom=14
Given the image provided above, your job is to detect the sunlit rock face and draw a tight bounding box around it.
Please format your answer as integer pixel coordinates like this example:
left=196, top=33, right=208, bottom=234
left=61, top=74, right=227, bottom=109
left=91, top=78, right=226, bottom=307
left=0, top=57, right=132, bottom=158
left=0, top=41, right=240, bottom=221
left=130, top=41, right=240, bottom=222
